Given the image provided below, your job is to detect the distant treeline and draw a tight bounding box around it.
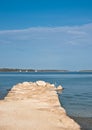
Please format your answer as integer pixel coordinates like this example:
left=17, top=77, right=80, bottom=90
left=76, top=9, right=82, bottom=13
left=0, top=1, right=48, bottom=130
left=79, top=70, right=92, bottom=72
left=0, top=68, right=92, bottom=72
left=0, top=68, right=35, bottom=72
left=0, top=68, right=69, bottom=72
left=36, top=70, right=69, bottom=72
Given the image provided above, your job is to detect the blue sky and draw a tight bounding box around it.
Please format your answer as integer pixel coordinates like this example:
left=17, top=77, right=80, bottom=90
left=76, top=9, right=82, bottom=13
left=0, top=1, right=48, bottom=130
left=0, top=0, right=92, bottom=70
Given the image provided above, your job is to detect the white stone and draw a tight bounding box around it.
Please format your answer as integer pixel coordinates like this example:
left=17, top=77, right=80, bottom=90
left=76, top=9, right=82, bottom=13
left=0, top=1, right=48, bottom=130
left=36, top=81, right=47, bottom=86
left=57, top=85, right=63, bottom=90
left=51, top=84, right=55, bottom=87
left=22, top=82, right=30, bottom=86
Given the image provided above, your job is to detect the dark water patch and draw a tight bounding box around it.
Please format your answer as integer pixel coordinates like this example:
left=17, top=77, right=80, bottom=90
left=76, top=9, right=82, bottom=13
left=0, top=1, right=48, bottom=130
left=71, top=116, right=92, bottom=130
left=74, top=94, right=83, bottom=97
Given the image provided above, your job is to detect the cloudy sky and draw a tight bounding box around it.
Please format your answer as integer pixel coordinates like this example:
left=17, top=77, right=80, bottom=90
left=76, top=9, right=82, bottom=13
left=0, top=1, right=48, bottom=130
left=0, top=0, right=92, bottom=70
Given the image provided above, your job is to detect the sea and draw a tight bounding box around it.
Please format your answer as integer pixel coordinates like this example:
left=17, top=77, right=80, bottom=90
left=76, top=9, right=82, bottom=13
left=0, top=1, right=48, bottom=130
left=0, top=72, right=92, bottom=118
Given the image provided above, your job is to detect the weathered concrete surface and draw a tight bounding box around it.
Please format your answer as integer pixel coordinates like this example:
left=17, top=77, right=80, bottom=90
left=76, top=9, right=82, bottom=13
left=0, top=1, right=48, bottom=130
left=0, top=81, right=80, bottom=130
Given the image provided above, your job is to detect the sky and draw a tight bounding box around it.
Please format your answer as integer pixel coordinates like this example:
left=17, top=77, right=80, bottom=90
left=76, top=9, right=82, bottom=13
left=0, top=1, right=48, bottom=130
left=0, top=0, right=92, bottom=70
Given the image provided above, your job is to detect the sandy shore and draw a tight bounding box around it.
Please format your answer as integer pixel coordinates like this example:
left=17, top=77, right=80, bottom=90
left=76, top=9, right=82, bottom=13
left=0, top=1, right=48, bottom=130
left=0, top=81, right=80, bottom=130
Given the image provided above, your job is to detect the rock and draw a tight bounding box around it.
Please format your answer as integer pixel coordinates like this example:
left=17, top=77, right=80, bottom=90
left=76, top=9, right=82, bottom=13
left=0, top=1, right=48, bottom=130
left=50, top=84, right=55, bottom=87
left=22, top=82, right=31, bottom=86
left=55, top=85, right=63, bottom=90
left=2, top=81, right=80, bottom=130
left=36, top=80, right=47, bottom=86
left=54, top=85, right=63, bottom=94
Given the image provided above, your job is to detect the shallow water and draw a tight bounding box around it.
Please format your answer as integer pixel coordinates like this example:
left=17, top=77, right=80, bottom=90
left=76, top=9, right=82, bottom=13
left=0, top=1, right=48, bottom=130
left=0, top=72, right=92, bottom=117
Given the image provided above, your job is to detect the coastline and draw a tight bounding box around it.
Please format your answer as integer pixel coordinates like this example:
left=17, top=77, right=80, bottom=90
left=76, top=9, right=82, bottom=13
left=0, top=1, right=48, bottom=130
left=0, top=81, right=80, bottom=130
left=0, top=68, right=92, bottom=73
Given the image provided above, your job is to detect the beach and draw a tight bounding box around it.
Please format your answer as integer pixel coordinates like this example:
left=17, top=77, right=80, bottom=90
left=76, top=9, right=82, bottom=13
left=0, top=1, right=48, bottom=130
left=0, top=81, right=80, bottom=130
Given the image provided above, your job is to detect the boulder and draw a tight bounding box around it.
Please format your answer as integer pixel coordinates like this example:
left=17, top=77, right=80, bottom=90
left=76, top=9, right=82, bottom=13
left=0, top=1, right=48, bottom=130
left=36, top=81, right=47, bottom=86
left=54, top=85, right=63, bottom=94
left=56, top=85, right=63, bottom=90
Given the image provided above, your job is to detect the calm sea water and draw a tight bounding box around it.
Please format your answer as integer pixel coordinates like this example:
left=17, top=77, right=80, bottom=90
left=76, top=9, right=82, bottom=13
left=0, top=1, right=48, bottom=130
left=0, top=72, right=92, bottom=117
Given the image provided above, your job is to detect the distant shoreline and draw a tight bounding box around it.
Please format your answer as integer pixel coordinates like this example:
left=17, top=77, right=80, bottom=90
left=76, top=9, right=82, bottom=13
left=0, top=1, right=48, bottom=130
left=0, top=68, right=69, bottom=72
left=0, top=68, right=92, bottom=72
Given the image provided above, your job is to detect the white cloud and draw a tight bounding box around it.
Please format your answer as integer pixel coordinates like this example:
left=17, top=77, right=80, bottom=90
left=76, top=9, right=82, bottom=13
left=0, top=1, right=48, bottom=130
left=0, top=23, right=92, bottom=45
